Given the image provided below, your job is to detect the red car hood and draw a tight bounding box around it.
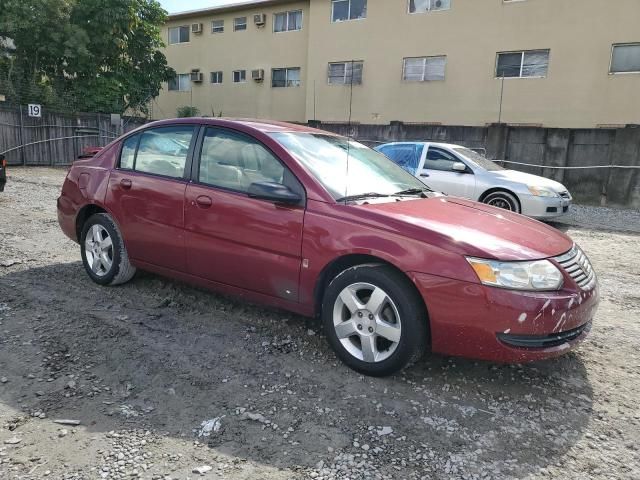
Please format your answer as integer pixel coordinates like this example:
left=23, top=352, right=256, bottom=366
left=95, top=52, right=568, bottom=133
left=357, top=196, right=573, bottom=261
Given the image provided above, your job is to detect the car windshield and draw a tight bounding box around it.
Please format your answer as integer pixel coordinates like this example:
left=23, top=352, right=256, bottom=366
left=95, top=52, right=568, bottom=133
left=454, top=147, right=505, bottom=172
left=270, top=132, right=430, bottom=200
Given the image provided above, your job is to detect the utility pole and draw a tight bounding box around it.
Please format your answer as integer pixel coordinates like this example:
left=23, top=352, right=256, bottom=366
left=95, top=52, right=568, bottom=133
left=498, top=75, right=505, bottom=124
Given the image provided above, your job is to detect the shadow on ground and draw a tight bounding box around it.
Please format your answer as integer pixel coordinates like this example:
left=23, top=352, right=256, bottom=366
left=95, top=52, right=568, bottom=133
left=0, top=262, right=594, bottom=476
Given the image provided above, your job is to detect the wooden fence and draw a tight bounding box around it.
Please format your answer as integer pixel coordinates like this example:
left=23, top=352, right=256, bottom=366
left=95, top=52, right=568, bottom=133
left=0, top=105, right=145, bottom=166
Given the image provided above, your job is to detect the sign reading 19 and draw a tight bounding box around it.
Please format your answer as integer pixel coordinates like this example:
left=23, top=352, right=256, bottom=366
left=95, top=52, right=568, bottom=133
left=28, top=104, right=42, bottom=118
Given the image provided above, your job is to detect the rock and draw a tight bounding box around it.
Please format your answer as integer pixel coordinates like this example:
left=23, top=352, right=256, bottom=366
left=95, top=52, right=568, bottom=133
left=192, top=465, right=212, bottom=475
left=240, top=412, right=268, bottom=423
left=1, top=377, right=8, bottom=383
left=4, top=437, right=21, bottom=444
left=53, top=419, right=81, bottom=426
left=197, top=417, right=224, bottom=437
left=377, top=426, right=393, bottom=436
left=58, top=429, right=69, bottom=438
left=307, top=329, right=316, bottom=336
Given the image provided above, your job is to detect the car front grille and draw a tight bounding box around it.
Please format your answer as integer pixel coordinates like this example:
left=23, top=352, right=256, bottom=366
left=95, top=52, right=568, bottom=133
left=553, top=245, right=596, bottom=290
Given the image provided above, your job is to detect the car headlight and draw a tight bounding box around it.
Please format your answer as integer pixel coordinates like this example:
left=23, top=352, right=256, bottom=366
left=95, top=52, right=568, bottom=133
left=528, top=186, right=559, bottom=198
left=466, top=257, right=563, bottom=291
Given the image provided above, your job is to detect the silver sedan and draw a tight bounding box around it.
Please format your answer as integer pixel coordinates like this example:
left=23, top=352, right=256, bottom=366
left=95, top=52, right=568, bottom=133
left=375, top=141, right=572, bottom=219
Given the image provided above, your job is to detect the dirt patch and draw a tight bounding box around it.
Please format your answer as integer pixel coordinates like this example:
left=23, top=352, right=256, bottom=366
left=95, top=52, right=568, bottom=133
left=0, top=168, right=638, bottom=479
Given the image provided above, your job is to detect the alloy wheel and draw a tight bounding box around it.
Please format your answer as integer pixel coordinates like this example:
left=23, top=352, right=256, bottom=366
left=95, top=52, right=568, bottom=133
left=84, top=224, right=114, bottom=277
left=332, top=282, right=402, bottom=363
left=487, top=197, right=513, bottom=211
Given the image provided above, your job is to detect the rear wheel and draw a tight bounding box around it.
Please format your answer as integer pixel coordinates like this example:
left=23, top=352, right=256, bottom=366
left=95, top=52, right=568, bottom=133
left=322, top=264, right=427, bottom=377
left=80, top=213, right=136, bottom=286
left=482, top=190, right=521, bottom=213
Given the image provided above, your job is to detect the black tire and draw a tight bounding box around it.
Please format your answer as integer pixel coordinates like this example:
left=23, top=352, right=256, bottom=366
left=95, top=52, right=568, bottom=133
left=482, top=190, right=521, bottom=213
left=322, top=264, right=428, bottom=377
left=80, top=213, right=136, bottom=286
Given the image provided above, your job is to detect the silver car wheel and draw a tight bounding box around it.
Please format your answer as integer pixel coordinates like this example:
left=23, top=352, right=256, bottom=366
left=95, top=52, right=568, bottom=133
left=332, top=282, right=402, bottom=363
left=483, top=191, right=520, bottom=213
left=84, top=224, right=113, bottom=277
left=487, top=197, right=513, bottom=210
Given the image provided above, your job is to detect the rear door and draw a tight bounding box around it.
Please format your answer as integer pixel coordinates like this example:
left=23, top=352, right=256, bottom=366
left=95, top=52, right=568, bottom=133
left=106, top=125, right=198, bottom=272
left=420, top=146, right=476, bottom=198
left=184, top=127, right=305, bottom=301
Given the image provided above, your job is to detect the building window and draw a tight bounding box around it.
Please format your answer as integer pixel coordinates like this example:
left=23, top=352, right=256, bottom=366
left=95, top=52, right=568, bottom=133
left=403, top=56, right=446, bottom=81
left=212, top=19, right=224, bottom=33
left=332, top=0, right=367, bottom=22
left=408, top=0, right=451, bottom=14
left=496, top=50, right=550, bottom=78
left=233, top=70, right=247, bottom=83
left=328, top=61, right=364, bottom=85
left=234, top=17, right=247, bottom=31
left=274, top=10, right=303, bottom=32
left=610, top=43, right=640, bottom=74
left=210, top=71, right=223, bottom=84
left=168, top=26, right=190, bottom=44
left=272, top=68, right=301, bottom=87
left=168, top=74, right=191, bottom=91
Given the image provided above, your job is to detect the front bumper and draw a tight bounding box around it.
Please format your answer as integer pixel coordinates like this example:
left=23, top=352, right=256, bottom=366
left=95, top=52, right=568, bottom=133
left=520, top=194, right=571, bottom=219
left=410, top=271, right=599, bottom=363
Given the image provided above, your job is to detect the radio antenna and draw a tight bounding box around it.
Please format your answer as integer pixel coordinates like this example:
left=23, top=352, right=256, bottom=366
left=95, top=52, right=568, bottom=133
left=344, top=60, right=355, bottom=205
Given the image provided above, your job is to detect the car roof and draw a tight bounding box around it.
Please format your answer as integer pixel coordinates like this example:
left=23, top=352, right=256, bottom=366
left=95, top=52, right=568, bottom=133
left=141, top=118, right=336, bottom=136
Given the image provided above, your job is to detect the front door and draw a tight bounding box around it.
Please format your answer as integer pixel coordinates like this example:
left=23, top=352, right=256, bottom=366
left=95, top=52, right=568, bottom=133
left=106, top=125, right=197, bottom=272
left=184, top=127, right=305, bottom=301
left=420, top=146, right=476, bottom=198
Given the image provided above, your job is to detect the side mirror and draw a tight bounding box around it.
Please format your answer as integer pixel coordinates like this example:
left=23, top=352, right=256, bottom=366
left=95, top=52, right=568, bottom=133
left=452, top=162, right=467, bottom=173
left=247, top=181, right=301, bottom=204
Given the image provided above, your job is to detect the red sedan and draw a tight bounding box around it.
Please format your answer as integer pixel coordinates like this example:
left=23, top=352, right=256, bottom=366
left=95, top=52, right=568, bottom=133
left=57, top=119, right=599, bottom=376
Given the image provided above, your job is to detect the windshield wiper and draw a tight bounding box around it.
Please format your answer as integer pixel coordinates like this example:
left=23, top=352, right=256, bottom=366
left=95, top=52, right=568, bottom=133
left=336, top=192, right=393, bottom=203
left=393, top=187, right=433, bottom=196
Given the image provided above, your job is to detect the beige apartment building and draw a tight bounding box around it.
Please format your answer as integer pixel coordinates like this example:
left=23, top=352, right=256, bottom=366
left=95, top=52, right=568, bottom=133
left=155, top=0, right=640, bottom=128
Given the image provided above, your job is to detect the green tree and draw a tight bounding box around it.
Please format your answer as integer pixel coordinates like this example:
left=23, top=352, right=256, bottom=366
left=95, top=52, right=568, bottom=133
left=0, top=0, right=174, bottom=115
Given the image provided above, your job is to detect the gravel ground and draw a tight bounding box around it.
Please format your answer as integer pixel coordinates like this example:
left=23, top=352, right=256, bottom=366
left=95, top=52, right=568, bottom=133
left=551, top=205, right=640, bottom=234
left=0, top=167, right=639, bottom=480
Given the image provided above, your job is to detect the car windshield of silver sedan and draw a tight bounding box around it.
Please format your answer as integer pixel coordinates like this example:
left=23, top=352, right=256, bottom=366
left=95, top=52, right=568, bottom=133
left=454, top=147, right=505, bottom=172
left=270, top=132, right=431, bottom=201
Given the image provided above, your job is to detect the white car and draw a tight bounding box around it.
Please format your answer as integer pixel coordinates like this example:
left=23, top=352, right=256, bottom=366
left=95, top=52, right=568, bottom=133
left=375, top=142, right=572, bottom=219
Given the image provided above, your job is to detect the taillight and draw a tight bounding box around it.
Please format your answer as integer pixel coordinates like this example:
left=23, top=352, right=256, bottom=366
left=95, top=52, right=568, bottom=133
left=1, top=158, right=6, bottom=168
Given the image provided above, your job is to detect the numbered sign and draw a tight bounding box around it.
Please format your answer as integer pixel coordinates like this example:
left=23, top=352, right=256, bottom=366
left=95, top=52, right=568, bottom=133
left=28, top=104, right=42, bottom=118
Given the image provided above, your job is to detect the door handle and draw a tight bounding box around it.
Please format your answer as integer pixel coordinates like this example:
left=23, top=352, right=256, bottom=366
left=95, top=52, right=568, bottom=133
left=195, top=195, right=213, bottom=208
left=420, top=173, right=430, bottom=178
left=120, top=178, right=132, bottom=190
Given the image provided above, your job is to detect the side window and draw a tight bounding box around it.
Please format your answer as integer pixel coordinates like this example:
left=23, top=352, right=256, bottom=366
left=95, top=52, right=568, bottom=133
left=424, top=148, right=459, bottom=172
left=199, top=128, right=285, bottom=192
left=119, top=135, right=139, bottom=170
left=134, top=126, right=195, bottom=178
left=379, top=145, right=423, bottom=174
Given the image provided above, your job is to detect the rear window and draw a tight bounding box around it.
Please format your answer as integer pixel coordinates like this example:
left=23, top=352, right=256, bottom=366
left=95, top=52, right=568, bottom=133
left=120, top=135, right=138, bottom=170
left=379, top=144, right=423, bottom=174
left=118, top=126, right=195, bottom=178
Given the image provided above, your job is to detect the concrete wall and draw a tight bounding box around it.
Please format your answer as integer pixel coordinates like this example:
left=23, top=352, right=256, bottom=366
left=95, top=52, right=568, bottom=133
left=311, top=121, right=640, bottom=208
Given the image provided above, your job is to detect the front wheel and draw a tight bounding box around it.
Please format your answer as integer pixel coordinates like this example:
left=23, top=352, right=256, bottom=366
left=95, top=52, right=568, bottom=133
left=482, top=190, right=521, bottom=213
left=322, top=264, right=428, bottom=377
